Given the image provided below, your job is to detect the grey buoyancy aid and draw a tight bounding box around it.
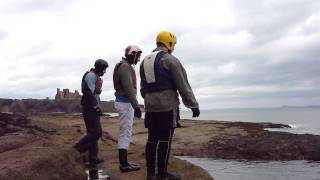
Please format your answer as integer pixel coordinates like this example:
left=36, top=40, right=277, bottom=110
left=81, top=69, right=103, bottom=106
left=113, top=60, right=137, bottom=96
left=140, top=51, right=175, bottom=93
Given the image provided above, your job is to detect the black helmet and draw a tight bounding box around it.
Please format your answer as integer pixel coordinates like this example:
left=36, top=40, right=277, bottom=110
left=94, top=59, right=108, bottom=70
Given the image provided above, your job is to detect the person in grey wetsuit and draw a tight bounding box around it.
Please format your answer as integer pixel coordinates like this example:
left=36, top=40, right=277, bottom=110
left=74, top=59, right=108, bottom=169
left=140, top=31, right=200, bottom=180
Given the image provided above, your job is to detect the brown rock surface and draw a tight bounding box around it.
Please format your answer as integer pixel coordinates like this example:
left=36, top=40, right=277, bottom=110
left=1, top=113, right=213, bottom=180
left=0, top=112, right=86, bottom=180
left=169, top=120, right=320, bottom=161
left=4, top=112, right=318, bottom=179
left=37, top=114, right=214, bottom=180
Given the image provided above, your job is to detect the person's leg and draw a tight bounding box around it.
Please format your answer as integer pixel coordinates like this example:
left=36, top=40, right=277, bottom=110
left=146, top=127, right=158, bottom=176
left=74, top=106, right=96, bottom=153
left=88, top=141, right=98, bottom=162
left=89, top=116, right=102, bottom=166
left=117, top=102, right=134, bottom=151
left=157, top=128, right=174, bottom=175
left=74, top=106, right=102, bottom=167
left=145, top=112, right=159, bottom=179
left=157, top=128, right=180, bottom=180
left=156, top=110, right=180, bottom=180
left=115, top=102, right=139, bottom=172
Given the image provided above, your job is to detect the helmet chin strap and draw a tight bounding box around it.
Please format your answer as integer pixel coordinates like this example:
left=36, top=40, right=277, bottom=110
left=126, top=57, right=134, bottom=64
left=133, top=55, right=139, bottom=65
left=126, top=54, right=138, bottom=65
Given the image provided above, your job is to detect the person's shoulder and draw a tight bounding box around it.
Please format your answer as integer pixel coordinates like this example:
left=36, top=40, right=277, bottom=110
left=162, top=53, right=180, bottom=65
left=87, top=71, right=96, bottom=76
left=85, top=71, right=97, bottom=80
left=143, top=51, right=159, bottom=60
left=117, top=62, right=132, bottom=74
left=119, top=62, right=131, bottom=69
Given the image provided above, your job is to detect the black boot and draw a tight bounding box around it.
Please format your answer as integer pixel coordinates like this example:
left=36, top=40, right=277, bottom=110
left=92, top=157, right=104, bottom=164
left=158, top=172, right=181, bottom=180
left=88, top=167, right=99, bottom=180
left=157, top=140, right=181, bottom=180
left=119, top=149, right=128, bottom=167
left=119, top=149, right=140, bottom=172
left=146, top=141, right=157, bottom=175
left=146, top=172, right=157, bottom=180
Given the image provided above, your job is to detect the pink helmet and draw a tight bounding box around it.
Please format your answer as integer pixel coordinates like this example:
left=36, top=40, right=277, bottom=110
left=125, top=45, right=142, bottom=56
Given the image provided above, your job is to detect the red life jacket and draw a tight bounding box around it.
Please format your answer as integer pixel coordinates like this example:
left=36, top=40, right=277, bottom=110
left=95, top=72, right=103, bottom=95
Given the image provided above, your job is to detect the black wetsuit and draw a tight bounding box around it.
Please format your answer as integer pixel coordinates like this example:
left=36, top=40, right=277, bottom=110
left=74, top=71, right=102, bottom=167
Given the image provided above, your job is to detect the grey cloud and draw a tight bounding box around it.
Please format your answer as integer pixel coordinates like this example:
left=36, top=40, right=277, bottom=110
left=197, top=87, right=320, bottom=108
left=0, top=0, right=78, bottom=13
left=188, top=30, right=317, bottom=90
left=6, top=55, right=117, bottom=100
left=179, top=33, right=320, bottom=107
left=18, top=41, right=52, bottom=58
left=0, top=29, right=8, bottom=41
left=199, top=89, right=320, bottom=106
left=188, top=49, right=320, bottom=89
left=3, top=75, right=80, bottom=100
left=296, top=15, right=320, bottom=35
left=10, top=57, right=89, bottom=81
left=1, top=1, right=319, bottom=109
left=179, top=22, right=320, bottom=90
left=229, top=0, right=320, bottom=45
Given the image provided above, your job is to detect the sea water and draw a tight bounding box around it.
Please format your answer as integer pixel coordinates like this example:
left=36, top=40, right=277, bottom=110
left=180, top=107, right=320, bottom=135
left=177, top=107, right=320, bottom=180
left=177, top=158, right=320, bottom=180
left=108, top=108, right=320, bottom=179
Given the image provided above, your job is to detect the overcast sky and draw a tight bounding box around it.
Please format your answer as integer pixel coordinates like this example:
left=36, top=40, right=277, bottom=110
left=0, top=0, right=320, bottom=109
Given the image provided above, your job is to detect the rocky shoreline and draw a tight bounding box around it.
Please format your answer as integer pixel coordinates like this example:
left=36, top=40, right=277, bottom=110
left=0, top=113, right=213, bottom=180
left=129, top=119, right=320, bottom=161
left=171, top=120, right=320, bottom=160
left=1, top=112, right=320, bottom=179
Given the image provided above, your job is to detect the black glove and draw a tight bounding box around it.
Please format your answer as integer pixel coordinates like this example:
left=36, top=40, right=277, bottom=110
left=93, top=105, right=103, bottom=116
left=191, top=108, right=200, bottom=117
left=134, top=107, right=142, bottom=118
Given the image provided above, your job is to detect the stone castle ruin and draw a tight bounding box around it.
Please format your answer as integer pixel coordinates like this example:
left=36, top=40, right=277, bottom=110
left=0, top=88, right=118, bottom=114
left=54, top=88, right=81, bottom=101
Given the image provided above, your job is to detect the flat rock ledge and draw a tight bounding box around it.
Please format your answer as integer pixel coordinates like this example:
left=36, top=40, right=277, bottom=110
left=1, top=113, right=214, bottom=180
left=173, top=120, right=320, bottom=161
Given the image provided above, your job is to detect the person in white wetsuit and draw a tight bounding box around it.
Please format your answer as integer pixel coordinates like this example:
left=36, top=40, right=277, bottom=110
left=113, top=45, right=142, bottom=172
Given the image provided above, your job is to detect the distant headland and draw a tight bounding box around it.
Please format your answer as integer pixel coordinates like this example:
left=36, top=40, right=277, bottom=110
left=0, top=88, right=117, bottom=114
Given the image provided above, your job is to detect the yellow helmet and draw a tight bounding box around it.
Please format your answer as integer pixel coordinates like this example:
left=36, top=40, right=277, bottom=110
left=156, top=31, right=177, bottom=51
